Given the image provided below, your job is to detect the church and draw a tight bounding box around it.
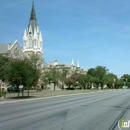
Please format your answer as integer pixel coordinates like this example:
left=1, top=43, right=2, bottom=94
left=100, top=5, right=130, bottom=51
left=22, top=1, right=43, bottom=60
left=0, top=1, right=87, bottom=90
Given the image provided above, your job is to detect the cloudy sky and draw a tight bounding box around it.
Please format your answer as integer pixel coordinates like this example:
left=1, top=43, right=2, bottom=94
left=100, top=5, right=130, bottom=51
left=0, top=0, right=130, bottom=77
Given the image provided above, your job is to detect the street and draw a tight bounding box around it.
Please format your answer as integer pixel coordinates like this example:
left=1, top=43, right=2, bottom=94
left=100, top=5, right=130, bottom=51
left=0, top=90, right=130, bottom=130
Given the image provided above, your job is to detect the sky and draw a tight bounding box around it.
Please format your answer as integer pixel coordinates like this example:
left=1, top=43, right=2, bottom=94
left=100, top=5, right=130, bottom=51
left=0, top=0, right=130, bottom=78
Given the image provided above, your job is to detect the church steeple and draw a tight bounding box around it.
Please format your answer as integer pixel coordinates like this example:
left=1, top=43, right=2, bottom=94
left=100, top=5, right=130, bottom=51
left=71, top=58, right=74, bottom=66
left=30, top=1, right=37, bottom=21
left=23, top=1, right=43, bottom=56
left=28, top=1, right=38, bottom=34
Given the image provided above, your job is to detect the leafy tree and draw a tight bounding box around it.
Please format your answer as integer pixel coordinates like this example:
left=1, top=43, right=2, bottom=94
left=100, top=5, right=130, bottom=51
left=41, top=71, right=51, bottom=89
left=102, top=73, right=117, bottom=89
left=95, top=66, right=108, bottom=82
left=121, top=74, right=130, bottom=87
left=116, top=79, right=124, bottom=89
left=0, top=55, right=8, bottom=95
left=87, top=68, right=97, bottom=77
left=90, top=76, right=100, bottom=88
left=65, top=72, right=80, bottom=89
left=7, top=59, right=39, bottom=97
left=87, top=66, right=108, bottom=88
left=59, top=68, right=69, bottom=90
left=43, top=68, right=60, bottom=91
left=78, top=74, right=90, bottom=89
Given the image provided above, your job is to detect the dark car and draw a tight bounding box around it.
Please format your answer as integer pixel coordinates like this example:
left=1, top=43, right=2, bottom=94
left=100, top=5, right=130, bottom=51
left=7, top=87, right=24, bottom=93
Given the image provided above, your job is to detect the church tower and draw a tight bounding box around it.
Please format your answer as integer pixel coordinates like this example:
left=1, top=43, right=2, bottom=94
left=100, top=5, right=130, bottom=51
left=23, top=1, right=43, bottom=58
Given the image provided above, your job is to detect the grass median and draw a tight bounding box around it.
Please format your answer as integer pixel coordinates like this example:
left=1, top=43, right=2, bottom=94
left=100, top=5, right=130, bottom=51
left=0, top=89, right=101, bottom=101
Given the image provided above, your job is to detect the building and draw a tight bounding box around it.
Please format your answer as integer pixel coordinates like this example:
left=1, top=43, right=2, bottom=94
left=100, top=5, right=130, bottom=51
left=0, top=40, right=24, bottom=60
left=0, top=1, right=88, bottom=90
left=23, top=1, right=43, bottom=60
left=45, top=58, right=87, bottom=75
left=0, top=40, right=24, bottom=91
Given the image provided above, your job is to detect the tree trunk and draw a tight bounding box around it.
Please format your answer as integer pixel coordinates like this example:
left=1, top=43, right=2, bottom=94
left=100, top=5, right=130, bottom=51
left=62, top=84, right=64, bottom=90
left=83, top=85, right=86, bottom=90
left=22, top=90, right=24, bottom=97
left=0, top=80, right=2, bottom=96
left=17, top=86, right=19, bottom=98
left=68, top=83, right=71, bottom=89
left=54, top=84, right=55, bottom=91
left=28, top=87, right=29, bottom=97
left=62, top=81, right=64, bottom=90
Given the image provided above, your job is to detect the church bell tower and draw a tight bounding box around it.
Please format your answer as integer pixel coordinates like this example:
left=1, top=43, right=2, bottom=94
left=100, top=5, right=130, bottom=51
left=23, top=1, right=43, bottom=58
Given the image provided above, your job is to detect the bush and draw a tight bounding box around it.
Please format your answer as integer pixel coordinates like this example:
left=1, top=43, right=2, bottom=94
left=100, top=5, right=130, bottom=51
left=0, top=91, right=7, bottom=97
left=37, top=88, right=42, bottom=91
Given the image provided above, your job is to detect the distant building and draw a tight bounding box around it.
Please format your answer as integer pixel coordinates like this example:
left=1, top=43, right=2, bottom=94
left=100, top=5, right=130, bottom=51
left=45, top=58, right=87, bottom=75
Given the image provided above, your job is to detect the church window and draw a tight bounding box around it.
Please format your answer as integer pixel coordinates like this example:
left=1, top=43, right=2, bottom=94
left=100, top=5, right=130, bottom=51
left=40, top=42, right=42, bottom=47
left=29, top=38, right=32, bottom=47
left=27, top=54, right=30, bottom=58
left=14, top=48, right=19, bottom=56
left=34, top=40, right=36, bottom=46
left=24, top=41, right=26, bottom=46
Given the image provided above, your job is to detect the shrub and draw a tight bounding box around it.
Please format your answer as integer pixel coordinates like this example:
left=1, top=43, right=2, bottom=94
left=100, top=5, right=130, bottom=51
left=0, top=91, right=7, bottom=97
left=37, top=88, right=42, bottom=91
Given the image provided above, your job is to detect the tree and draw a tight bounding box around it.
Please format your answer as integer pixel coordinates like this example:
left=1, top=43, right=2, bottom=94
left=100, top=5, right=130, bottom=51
left=95, top=66, right=108, bottom=83
left=65, top=72, right=80, bottom=89
left=42, top=68, right=60, bottom=91
left=0, top=55, right=8, bottom=95
left=7, top=59, right=39, bottom=97
left=102, top=73, right=117, bottom=89
left=59, top=68, right=69, bottom=90
left=90, top=76, right=100, bottom=89
left=121, top=74, right=130, bottom=87
left=78, top=74, right=89, bottom=89
left=87, top=68, right=97, bottom=77
left=87, top=66, right=108, bottom=88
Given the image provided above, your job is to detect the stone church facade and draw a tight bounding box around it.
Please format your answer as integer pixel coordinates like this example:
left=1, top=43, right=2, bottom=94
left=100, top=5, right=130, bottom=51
left=23, top=1, right=43, bottom=60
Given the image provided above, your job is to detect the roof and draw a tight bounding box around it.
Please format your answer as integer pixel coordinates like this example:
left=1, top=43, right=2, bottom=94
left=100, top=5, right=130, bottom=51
left=28, top=1, right=38, bottom=34
left=0, top=43, right=13, bottom=54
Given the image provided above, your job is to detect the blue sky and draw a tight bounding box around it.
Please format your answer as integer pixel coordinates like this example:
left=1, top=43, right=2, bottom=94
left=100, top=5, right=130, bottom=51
left=0, top=0, right=130, bottom=77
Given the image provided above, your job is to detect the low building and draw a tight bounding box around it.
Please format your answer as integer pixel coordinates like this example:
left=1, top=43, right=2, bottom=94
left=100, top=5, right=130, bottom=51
left=45, top=58, right=88, bottom=75
left=0, top=40, right=24, bottom=91
left=0, top=40, right=24, bottom=60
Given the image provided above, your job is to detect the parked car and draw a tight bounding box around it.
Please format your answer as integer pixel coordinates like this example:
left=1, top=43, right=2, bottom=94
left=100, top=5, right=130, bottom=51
left=7, top=87, right=24, bottom=93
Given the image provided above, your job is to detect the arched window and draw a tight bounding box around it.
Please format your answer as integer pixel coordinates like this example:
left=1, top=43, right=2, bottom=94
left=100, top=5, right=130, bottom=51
left=29, top=38, right=32, bottom=47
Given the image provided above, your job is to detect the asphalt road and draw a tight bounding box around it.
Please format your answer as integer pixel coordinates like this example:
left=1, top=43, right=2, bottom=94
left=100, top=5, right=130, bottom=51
left=0, top=90, right=130, bottom=130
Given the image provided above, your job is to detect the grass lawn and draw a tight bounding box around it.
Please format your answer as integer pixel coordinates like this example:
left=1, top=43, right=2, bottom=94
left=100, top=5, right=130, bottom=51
left=0, top=89, right=101, bottom=101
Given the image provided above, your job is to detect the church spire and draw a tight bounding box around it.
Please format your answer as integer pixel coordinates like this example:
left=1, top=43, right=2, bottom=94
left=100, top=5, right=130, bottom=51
left=30, top=1, right=37, bottom=21
left=28, top=1, right=37, bottom=34
left=23, top=1, right=43, bottom=56
left=71, top=58, right=74, bottom=66
left=77, top=60, right=80, bottom=68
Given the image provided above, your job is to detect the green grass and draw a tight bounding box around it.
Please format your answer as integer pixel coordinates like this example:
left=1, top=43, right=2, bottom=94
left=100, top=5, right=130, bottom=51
left=2, top=89, right=100, bottom=100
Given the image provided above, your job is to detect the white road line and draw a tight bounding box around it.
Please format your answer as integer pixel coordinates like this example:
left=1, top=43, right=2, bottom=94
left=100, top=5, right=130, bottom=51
left=65, top=114, right=82, bottom=122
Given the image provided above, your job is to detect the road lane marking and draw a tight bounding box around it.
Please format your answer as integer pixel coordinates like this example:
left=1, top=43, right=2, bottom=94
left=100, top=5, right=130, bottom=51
left=65, top=114, right=82, bottom=122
